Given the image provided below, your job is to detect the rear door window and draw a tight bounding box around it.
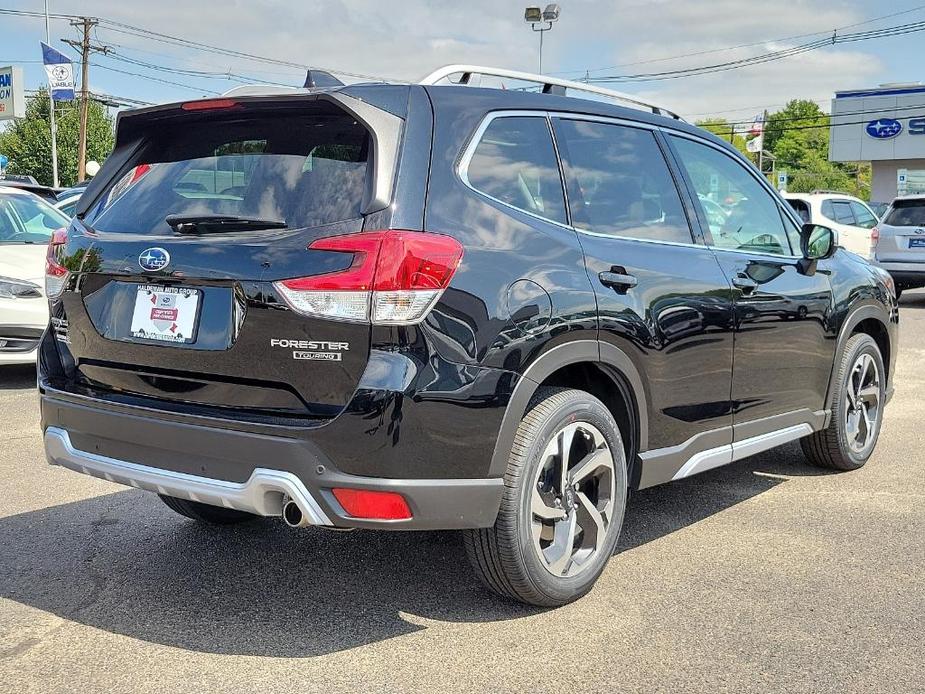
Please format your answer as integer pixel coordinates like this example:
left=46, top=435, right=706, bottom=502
left=552, top=119, right=693, bottom=243
left=84, top=112, right=369, bottom=235
left=464, top=116, right=567, bottom=224
left=830, top=201, right=857, bottom=225
left=884, top=199, right=925, bottom=226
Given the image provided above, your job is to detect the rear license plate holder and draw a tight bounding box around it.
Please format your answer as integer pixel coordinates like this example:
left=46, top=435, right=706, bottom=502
left=909, top=238, right=925, bottom=248
left=129, top=285, right=201, bottom=344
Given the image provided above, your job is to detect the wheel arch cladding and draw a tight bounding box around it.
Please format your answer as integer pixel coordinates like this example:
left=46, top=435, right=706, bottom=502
left=830, top=304, right=893, bottom=404
left=488, top=340, right=648, bottom=487
left=851, top=317, right=891, bottom=384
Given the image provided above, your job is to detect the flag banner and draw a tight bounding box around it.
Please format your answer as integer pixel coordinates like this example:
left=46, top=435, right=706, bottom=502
left=746, top=134, right=763, bottom=153
left=748, top=114, right=764, bottom=137
left=41, top=42, right=75, bottom=101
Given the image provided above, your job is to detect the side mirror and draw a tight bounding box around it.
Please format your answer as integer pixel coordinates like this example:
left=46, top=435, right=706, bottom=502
left=800, top=223, right=836, bottom=261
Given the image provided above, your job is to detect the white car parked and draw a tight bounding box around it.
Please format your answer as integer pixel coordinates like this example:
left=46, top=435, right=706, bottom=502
left=0, top=186, right=70, bottom=365
left=783, top=192, right=879, bottom=258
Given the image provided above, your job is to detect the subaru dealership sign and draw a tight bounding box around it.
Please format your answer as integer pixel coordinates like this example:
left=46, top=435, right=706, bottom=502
left=866, top=118, right=903, bottom=139
left=830, top=84, right=925, bottom=199
left=0, top=66, right=26, bottom=120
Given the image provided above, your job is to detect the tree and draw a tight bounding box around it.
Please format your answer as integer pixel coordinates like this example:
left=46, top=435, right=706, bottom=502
left=761, top=99, right=870, bottom=198
left=695, top=118, right=749, bottom=155
left=0, top=88, right=114, bottom=187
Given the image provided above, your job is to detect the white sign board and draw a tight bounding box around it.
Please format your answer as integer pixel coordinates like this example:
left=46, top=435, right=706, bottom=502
left=0, top=66, right=25, bottom=120
left=898, top=169, right=908, bottom=196
left=777, top=171, right=788, bottom=191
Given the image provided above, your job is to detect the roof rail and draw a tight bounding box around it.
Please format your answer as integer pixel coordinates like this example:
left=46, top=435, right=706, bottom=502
left=420, top=64, right=683, bottom=121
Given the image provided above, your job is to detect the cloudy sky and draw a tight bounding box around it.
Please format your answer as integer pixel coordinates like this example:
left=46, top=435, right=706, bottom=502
left=2, top=0, right=924, bottom=120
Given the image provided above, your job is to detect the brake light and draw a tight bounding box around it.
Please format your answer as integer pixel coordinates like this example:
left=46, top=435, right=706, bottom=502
left=180, top=98, right=239, bottom=111
left=331, top=488, right=412, bottom=520
left=274, top=230, right=464, bottom=324
left=45, top=227, right=69, bottom=298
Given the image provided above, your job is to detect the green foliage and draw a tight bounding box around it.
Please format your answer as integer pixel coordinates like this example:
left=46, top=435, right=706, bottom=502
left=694, top=118, right=749, bottom=155
left=698, top=99, right=871, bottom=199
left=0, top=88, right=114, bottom=187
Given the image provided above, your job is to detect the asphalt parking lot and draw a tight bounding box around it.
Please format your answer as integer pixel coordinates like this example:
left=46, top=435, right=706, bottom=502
left=1, top=296, right=923, bottom=694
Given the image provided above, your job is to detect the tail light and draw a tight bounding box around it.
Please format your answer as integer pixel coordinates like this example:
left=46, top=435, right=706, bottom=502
left=274, top=230, right=464, bottom=325
left=45, top=227, right=69, bottom=298
left=331, top=488, right=412, bottom=520
left=870, top=227, right=880, bottom=258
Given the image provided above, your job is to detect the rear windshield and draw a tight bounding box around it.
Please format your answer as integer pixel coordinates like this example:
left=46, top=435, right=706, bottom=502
left=83, top=111, right=370, bottom=234
left=787, top=199, right=810, bottom=224
left=884, top=199, right=925, bottom=227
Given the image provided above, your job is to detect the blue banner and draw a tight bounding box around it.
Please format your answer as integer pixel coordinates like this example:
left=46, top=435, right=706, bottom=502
left=41, top=42, right=75, bottom=101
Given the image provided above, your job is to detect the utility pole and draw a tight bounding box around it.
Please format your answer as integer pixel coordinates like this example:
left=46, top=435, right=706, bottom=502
left=63, top=17, right=107, bottom=182
left=757, top=109, right=768, bottom=178
left=43, top=0, right=59, bottom=188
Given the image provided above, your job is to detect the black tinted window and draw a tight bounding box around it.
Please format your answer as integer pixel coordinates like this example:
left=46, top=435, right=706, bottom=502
left=466, top=116, right=566, bottom=224
left=85, top=110, right=369, bottom=234
left=553, top=119, right=691, bottom=243
left=787, top=199, right=810, bottom=224
left=884, top=199, right=925, bottom=226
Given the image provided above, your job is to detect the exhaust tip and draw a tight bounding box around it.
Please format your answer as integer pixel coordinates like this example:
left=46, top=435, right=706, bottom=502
left=282, top=499, right=307, bottom=528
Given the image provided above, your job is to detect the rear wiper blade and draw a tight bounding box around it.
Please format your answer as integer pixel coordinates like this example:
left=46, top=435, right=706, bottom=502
left=166, top=214, right=288, bottom=234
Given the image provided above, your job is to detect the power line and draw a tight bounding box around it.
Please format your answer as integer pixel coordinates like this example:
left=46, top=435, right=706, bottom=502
left=554, top=5, right=925, bottom=77
left=711, top=102, right=925, bottom=128
left=584, top=19, right=925, bottom=83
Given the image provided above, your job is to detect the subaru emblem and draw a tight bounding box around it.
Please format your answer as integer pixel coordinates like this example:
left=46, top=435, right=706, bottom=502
left=866, top=118, right=903, bottom=139
left=138, top=247, right=170, bottom=272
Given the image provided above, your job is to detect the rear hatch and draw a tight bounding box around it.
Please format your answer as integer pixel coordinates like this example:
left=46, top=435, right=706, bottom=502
left=48, top=93, right=404, bottom=421
left=876, top=198, right=925, bottom=263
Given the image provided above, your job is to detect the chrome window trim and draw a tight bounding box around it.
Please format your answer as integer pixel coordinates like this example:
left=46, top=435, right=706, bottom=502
left=662, top=128, right=810, bottom=259
left=457, top=109, right=815, bottom=259
left=457, top=110, right=573, bottom=231
left=458, top=109, right=709, bottom=250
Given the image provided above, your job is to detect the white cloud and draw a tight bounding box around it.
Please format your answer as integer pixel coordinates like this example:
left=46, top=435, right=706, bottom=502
left=45, top=0, right=895, bottom=118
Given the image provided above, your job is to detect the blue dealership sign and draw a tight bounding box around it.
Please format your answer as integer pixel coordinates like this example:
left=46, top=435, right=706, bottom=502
left=866, top=118, right=903, bottom=139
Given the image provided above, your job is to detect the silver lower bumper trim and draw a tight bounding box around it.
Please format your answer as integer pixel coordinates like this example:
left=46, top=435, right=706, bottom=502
left=44, top=426, right=332, bottom=525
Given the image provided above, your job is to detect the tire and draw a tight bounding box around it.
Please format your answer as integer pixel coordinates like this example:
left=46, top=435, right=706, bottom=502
left=159, top=494, right=259, bottom=525
left=801, top=333, right=885, bottom=471
left=464, top=387, right=628, bottom=607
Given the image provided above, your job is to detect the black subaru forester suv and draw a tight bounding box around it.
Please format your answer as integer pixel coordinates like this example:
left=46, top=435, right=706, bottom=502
left=40, top=66, right=898, bottom=606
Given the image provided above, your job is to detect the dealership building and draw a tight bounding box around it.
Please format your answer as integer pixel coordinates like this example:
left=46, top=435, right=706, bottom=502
left=829, top=83, right=925, bottom=203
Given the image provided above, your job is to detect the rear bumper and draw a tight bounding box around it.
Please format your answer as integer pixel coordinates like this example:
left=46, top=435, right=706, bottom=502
left=871, top=260, right=925, bottom=286
left=40, top=391, right=504, bottom=530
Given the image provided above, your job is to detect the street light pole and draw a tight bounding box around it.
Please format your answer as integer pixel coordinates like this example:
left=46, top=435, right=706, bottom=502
left=524, top=5, right=561, bottom=74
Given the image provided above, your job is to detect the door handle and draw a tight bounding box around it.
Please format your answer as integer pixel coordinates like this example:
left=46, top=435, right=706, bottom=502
left=599, top=270, right=638, bottom=293
left=732, top=274, right=759, bottom=294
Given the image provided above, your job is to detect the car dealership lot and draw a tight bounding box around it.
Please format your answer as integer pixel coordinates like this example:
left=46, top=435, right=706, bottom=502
left=1, top=300, right=923, bottom=694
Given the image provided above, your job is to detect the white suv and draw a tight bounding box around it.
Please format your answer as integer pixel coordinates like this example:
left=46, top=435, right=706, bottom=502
left=784, top=192, right=879, bottom=258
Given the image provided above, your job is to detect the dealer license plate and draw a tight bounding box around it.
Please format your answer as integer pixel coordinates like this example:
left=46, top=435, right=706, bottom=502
left=129, top=285, right=201, bottom=344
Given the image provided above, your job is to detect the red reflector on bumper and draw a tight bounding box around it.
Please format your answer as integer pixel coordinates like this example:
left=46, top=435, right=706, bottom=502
left=331, top=488, right=412, bottom=520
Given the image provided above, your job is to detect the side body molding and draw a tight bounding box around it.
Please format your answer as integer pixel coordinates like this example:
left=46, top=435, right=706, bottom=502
left=487, top=340, right=649, bottom=478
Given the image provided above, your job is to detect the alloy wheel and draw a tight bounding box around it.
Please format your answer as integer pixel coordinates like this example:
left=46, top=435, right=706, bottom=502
left=845, top=352, right=881, bottom=454
left=530, top=422, right=616, bottom=578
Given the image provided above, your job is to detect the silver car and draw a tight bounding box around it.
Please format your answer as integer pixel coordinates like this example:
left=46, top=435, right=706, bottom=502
left=872, top=195, right=925, bottom=296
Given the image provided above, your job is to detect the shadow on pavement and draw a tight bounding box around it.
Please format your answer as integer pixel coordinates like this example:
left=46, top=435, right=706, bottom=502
left=0, top=442, right=815, bottom=657
left=0, top=364, right=37, bottom=391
